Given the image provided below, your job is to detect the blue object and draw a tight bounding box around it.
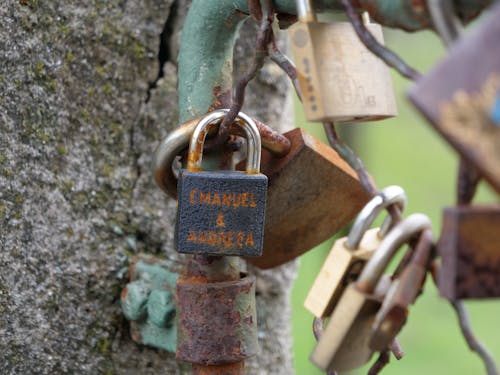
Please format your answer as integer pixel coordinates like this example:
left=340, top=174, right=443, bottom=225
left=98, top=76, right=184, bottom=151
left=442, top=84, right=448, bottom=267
left=491, top=91, right=500, bottom=126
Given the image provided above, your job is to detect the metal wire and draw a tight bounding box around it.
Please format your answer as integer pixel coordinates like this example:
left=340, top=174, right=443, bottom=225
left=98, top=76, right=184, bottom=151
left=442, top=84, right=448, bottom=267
left=341, top=0, right=420, bottom=81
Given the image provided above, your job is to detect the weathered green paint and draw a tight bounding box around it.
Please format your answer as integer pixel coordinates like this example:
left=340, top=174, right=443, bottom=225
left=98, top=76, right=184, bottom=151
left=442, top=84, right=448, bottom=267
left=178, top=0, right=247, bottom=121
left=121, top=258, right=179, bottom=352
left=178, top=0, right=494, bottom=122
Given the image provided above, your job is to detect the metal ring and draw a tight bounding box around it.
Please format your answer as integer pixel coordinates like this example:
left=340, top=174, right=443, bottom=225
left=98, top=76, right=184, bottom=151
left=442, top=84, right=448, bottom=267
left=346, top=186, right=407, bottom=249
left=153, top=116, right=203, bottom=199
left=186, top=109, right=261, bottom=174
left=357, top=213, right=433, bottom=292
left=296, top=0, right=316, bottom=22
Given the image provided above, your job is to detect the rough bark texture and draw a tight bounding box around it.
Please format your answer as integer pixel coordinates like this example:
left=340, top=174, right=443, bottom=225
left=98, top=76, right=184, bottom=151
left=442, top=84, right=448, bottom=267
left=0, top=1, right=296, bottom=374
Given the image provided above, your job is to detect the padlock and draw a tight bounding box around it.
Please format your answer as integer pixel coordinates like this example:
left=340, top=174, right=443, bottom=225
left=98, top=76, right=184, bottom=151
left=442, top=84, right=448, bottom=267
left=154, top=114, right=291, bottom=199
left=310, top=213, right=432, bottom=373
left=243, top=127, right=371, bottom=268
left=370, top=228, right=434, bottom=351
left=409, top=1, right=500, bottom=194
left=304, top=185, right=407, bottom=318
left=154, top=115, right=370, bottom=267
left=289, top=0, right=397, bottom=123
left=175, top=110, right=267, bottom=256
left=438, top=204, right=500, bottom=299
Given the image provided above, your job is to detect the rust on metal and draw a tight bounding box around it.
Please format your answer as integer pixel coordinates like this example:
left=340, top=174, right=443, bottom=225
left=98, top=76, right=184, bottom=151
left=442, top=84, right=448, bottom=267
left=176, top=273, right=258, bottom=365
left=253, top=118, right=291, bottom=157
left=438, top=205, right=500, bottom=299
left=154, top=113, right=290, bottom=198
left=457, top=160, right=481, bottom=205
left=185, top=255, right=240, bottom=282
left=209, top=86, right=231, bottom=112
left=369, top=229, right=433, bottom=351
left=193, top=362, right=245, bottom=375
left=187, top=126, right=210, bottom=172
left=248, top=0, right=263, bottom=21
left=241, top=128, right=370, bottom=269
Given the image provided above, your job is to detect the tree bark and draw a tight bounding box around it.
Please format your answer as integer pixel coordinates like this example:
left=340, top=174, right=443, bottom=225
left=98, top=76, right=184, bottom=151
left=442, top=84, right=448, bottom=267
left=0, top=1, right=296, bottom=374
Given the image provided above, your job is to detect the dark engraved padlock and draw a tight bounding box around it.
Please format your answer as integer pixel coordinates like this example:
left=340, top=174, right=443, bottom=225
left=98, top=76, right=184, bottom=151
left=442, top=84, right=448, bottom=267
left=409, top=1, right=500, bottom=194
left=310, top=214, right=432, bottom=372
left=175, top=110, right=267, bottom=256
left=290, top=0, right=397, bottom=123
left=438, top=204, right=500, bottom=299
left=242, top=127, right=371, bottom=268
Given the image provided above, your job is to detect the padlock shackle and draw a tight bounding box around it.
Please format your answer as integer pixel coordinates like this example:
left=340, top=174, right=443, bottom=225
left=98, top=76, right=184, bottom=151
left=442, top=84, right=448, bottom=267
left=187, top=109, right=262, bottom=174
left=427, top=0, right=463, bottom=47
left=346, top=185, right=407, bottom=250
left=153, top=113, right=290, bottom=198
left=296, top=0, right=317, bottom=22
left=356, top=213, right=433, bottom=294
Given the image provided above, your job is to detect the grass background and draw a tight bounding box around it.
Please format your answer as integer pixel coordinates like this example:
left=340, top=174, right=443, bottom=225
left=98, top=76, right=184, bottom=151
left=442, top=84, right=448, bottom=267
left=289, top=26, right=500, bottom=375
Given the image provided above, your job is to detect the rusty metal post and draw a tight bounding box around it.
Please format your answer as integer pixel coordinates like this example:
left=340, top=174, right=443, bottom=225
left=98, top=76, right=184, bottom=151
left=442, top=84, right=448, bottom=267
left=176, top=254, right=258, bottom=375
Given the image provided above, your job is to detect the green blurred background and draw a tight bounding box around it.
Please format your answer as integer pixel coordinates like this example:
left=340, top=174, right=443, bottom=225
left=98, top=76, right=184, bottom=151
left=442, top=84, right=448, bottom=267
left=290, top=27, right=500, bottom=375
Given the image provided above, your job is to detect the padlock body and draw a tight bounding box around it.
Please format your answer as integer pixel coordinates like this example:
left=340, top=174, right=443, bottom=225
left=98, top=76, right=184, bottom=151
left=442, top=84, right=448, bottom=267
left=438, top=205, right=500, bottom=299
left=175, top=170, right=267, bottom=256
left=310, top=285, right=378, bottom=372
left=290, top=21, right=397, bottom=123
left=242, top=128, right=370, bottom=268
left=409, top=4, right=500, bottom=194
left=305, top=227, right=381, bottom=318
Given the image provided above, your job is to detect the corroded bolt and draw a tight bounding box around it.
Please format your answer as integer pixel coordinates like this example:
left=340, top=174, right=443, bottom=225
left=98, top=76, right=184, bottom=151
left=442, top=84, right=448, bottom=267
left=121, top=280, right=150, bottom=321
left=120, top=256, right=178, bottom=352
left=147, top=289, right=176, bottom=328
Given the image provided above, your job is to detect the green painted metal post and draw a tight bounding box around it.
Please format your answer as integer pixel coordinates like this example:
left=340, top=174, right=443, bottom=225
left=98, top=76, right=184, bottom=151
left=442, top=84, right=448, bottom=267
left=178, top=0, right=494, bottom=122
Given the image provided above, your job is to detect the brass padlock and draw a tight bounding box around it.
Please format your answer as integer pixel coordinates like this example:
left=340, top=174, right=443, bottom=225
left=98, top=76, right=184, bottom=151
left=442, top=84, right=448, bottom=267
left=304, top=185, right=407, bottom=318
left=438, top=204, right=500, bottom=299
left=290, top=0, right=397, bottom=123
left=310, top=214, right=432, bottom=373
left=370, top=228, right=434, bottom=351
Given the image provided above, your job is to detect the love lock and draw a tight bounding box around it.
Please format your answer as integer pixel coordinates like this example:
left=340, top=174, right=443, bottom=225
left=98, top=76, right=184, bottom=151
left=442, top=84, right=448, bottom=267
left=154, top=111, right=369, bottom=268
left=175, top=110, right=267, bottom=257
left=310, top=214, right=432, bottom=373
left=291, top=0, right=397, bottom=123
left=305, top=185, right=407, bottom=318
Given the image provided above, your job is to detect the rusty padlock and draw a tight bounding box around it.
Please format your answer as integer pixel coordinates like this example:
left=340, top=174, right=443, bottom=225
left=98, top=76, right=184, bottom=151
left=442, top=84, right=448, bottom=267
left=290, top=0, right=397, bottom=123
left=310, top=213, right=432, bottom=373
left=438, top=204, right=500, bottom=299
left=409, top=1, right=500, bottom=195
left=175, top=110, right=267, bottom=256
left=370, top=228, right=434, bottom=351
left=155, top=114, right=369, bottom=267
left=304, top=185, right=407, bottom=318
left=244, top=127, right=370, bottom=268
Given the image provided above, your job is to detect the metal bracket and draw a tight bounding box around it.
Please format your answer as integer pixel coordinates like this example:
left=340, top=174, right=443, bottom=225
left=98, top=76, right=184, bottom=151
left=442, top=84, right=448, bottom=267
left=121, top=255, right=179, bottom=352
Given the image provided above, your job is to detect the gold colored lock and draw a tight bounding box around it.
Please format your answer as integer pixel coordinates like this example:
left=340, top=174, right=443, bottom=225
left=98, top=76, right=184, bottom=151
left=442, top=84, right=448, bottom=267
left=310, top=214, right=432, bottom=373
left=290, top=0, right=397, bottom=123
left=304, top=186, right=407, bottom=318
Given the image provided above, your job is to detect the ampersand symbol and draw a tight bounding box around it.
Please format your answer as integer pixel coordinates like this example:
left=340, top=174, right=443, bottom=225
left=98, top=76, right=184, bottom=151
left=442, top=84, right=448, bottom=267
left=216, top=212, right=225, bottom=228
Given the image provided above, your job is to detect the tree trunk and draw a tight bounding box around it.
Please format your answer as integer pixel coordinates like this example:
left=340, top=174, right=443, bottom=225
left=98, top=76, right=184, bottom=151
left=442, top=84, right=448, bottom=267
left=0, top=1, right=296, bottom=374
